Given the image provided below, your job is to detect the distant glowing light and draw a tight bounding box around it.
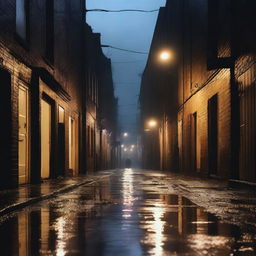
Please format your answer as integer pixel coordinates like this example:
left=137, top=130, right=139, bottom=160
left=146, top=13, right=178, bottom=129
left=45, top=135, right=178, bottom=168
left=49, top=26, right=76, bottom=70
left=148, top=119, right=157, bottom=128
left=124, top=148, right=127, bottom=152
left=121, top=144, right=124, bottom=148
left=123, top=132, right=128, bottom=137
left=131, top=145, right=135, bottom=148
left=159, top=50, right=171, bottom=61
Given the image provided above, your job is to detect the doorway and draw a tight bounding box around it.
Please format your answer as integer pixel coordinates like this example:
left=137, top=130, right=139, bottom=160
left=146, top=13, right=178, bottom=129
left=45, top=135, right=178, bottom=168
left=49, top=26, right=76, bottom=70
left=190, top=112, right=197, bottom=172
left=208, top=95, right=218, bottom=175
left=69, top=117, right=76, bottom=170
left=41, top=99, right=52, bottom=179
left=18, top=85, right=30, bottom=184
left=58, top=106, right=65, bottom=176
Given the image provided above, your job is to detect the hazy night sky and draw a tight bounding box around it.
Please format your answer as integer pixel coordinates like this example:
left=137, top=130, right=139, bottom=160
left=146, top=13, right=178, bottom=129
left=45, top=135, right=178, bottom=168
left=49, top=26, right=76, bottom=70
left=86, top=0, right=166, bottom=141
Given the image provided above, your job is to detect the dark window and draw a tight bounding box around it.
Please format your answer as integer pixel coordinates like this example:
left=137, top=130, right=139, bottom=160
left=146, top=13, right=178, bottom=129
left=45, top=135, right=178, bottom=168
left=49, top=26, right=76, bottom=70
left=16, top=0, right=29, bottom=41
left=45, top=0, right=54, bottom=63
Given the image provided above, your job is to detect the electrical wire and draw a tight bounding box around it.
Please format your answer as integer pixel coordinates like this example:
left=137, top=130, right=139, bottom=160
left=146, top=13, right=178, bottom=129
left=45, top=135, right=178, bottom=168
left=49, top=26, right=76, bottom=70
left=86, top=9, right=159, bottom=13
left=112, top=60, right=145, bottom=63
left=102, top=45, right=148, bottom=54
left=115, top=82, right=138, bottom=84
left=119, top=103, right=138, bottom=105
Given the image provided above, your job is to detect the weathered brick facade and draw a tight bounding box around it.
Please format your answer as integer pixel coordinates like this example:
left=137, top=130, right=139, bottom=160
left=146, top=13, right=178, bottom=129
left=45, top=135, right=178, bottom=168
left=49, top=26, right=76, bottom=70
left=0, top=0, right=86, bottom=188
left=140, top=0, right=256, bottom=183
left=84, top=25, right=119, bottom=172
left=0, top=0, right=118, bottom=189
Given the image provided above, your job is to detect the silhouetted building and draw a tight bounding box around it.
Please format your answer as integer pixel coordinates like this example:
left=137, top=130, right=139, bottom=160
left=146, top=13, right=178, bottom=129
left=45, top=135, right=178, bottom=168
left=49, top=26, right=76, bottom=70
left=140, top=0, right=256, bottom=184
left=140, top=4, right=179, bottom=171
left=84, top=25, right=120, bottom=172
left=98, top=55, right=120, bottom=170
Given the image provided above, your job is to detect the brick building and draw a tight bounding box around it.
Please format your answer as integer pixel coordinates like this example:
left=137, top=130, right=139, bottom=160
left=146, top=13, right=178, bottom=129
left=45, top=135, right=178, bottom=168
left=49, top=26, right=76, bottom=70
left=140, top=0, right=256, bottom=183
left=98, top=55, right=119, bottom=170
left=140, top=4, right=180, bottom=171
left=0, top=0, right=118, bottom=189
left=84, top=25, right=119, bottom=172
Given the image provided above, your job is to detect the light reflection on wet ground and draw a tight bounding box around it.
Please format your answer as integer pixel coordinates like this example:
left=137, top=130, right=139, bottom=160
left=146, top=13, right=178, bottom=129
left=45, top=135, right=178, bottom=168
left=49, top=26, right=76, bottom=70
left=0, top=169, right=255, bottom=255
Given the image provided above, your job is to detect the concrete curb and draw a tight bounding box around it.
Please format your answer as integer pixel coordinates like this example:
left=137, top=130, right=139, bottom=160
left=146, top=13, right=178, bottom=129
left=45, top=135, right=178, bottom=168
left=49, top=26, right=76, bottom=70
left=0, top=175, right=110, bottom=217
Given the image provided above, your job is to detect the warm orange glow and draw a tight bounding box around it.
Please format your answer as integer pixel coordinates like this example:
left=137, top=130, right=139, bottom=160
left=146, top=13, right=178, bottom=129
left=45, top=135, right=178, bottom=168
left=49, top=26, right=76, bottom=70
left=148, top=119, right=157, bottom=128
left=159, top=50, right=172, bottom=61
left=122, top=168, right=134, bottom=219
left=56, top=217, right=66, bottom=256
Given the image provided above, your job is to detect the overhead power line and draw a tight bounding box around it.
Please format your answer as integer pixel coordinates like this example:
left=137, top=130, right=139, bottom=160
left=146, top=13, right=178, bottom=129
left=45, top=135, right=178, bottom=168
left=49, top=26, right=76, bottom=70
left=86, top=9, right=159, bottom=13
left=119, top=104, right=137, bottom=106
left=101, top=45, right=148, bottom=55
left=115, top=82, right=138, bottom=84
left=113, top=60, right=145, bottom=63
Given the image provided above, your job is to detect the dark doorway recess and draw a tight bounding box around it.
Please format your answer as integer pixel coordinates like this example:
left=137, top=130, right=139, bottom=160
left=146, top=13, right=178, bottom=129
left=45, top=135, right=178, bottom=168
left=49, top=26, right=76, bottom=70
left=190, top=112, right=197, bottom=172
left=58, top=123, right=65, bottom=176
left=208, top=94, right=218, bottom=175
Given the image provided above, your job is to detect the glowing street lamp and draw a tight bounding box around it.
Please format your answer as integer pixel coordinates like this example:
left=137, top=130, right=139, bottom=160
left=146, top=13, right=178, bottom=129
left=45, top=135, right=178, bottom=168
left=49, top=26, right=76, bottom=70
left=148, top=119, right=158, bottom=128
left=121, top=144, right=124, bottom=148
left=159, top=50, right=172, bottom=62
left=123, top=132, right=128, bottom=137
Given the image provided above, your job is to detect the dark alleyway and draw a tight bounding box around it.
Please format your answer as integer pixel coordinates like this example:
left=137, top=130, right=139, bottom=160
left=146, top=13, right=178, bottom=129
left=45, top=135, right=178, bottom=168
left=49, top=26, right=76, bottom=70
left=1, top=1, right=256, bottom=255
left=0, top=169, right=255, bottom=256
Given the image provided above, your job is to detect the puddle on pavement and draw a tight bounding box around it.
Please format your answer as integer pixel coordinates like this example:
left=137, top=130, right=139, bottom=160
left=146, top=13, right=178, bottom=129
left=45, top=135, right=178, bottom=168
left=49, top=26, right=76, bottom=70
left=0, top=169, right=255, bottom=256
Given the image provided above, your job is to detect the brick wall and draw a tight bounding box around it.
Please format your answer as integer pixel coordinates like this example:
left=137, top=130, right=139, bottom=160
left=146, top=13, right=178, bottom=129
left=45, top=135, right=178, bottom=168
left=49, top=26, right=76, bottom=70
left=0, top=0, right=86, bottom=188
left=179, top=70, right=231, bottom=178
left=0, top=43, right=32, bottom=188
left=175, top=0, right=233, bottom=178
left=236, top=55, right=256, bottom=182
left=140, top=0, right=234, bottom=177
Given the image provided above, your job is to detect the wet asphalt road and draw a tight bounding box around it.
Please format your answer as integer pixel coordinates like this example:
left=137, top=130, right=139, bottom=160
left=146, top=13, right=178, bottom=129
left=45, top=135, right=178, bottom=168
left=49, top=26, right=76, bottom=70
left=0, top=169, right=256, bottom=256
